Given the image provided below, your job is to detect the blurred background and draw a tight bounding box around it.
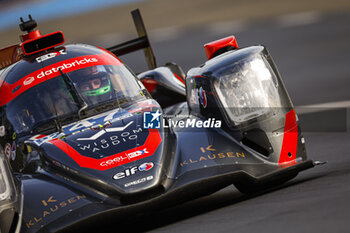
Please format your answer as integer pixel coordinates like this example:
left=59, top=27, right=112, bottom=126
left=1, top=0, right=350, bottom=96
left=1, top=0, right=349, bottom=74
left=2, top=0, right=348, bottom=123
left=1, top=1, right=350, bottom=232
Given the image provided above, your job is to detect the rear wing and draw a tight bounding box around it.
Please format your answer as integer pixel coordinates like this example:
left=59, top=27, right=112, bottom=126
left=107, top=9, right=157, bottom=70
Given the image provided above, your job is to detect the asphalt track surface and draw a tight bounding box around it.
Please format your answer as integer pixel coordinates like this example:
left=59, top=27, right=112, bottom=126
left=95, top=10, right=350, bottom=233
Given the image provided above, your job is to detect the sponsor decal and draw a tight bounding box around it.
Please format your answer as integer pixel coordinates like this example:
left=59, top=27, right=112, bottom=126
left=113, top=162, right=154, bottom=180
left=93, top=144, right=148, bottom=167
left=35, top=49, right=67, bottom=63
left=23, top=76, right=35, bottom=86
left=50, top=129, right=161, bottom=171
left=25, top=194, right=87, bottom=229
left=180, top=145, right=245, bottom=167
left=4, top=143, right=11, bottom=160
left=77, top=124, right=143, bottom=156
left=31, top=133, right=62, bottom=147
left=199, top=87, right=207, bottom=108
left=200, top=145, right=216, bottom=153
left=30, top=109, right=131, bottom=146
left=143, top=110, right=161, bottom=129
left=180, top=151, right=245, bottom=167
left=138, top=162, right=154, bottom=171
left=23, top=57, right=98, bottom=86
left=100, top=155, right=131, bottom=167
left=67, top=109, right=131, bottom=132
left=124, top=175, right=154, bottom=188
left=126, top=148, right=148, bottom=159
left=77, top=121, right=133, bottom=141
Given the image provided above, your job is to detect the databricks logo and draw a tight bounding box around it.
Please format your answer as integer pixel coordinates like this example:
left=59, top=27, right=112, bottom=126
left=143, top=110, right=161, bottom=129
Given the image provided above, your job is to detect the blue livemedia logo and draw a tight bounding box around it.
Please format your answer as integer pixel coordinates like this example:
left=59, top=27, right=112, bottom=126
left=143, top=110, right=161, bottom=129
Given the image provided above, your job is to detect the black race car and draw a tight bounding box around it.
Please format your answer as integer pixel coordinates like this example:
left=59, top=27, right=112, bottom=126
left=0, top=10, right=322, bottom=233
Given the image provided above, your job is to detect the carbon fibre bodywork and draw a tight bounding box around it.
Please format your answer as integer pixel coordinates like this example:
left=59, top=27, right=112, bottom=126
left=17, top=101, right=312, bottom=232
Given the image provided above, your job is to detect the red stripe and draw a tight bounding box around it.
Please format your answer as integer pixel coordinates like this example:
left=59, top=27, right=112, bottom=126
left=204, top=35, right=239, bottom=60
left=141, top=79, right=159, bottom=93
left=0, top=54, right=122, bottom=106
left=50, top=129, right=162, bottom=171
left=278, top=109, right=298, bottom=165
left=173, top=72, right=185, bottom=85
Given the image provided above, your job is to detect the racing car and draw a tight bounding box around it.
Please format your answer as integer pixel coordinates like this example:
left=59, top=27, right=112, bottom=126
left=0, top=9, right=323, bottom=233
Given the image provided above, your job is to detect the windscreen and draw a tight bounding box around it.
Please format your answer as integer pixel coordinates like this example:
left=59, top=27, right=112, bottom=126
left=5, top=65, right=143, bottom=136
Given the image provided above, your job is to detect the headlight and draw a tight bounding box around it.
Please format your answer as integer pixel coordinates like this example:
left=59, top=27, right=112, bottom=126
left=214, top=53, right=282, bottom=125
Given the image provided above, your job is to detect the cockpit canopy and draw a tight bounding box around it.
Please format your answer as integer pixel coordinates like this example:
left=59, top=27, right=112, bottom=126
left=0, top=44, right=146, bottom=137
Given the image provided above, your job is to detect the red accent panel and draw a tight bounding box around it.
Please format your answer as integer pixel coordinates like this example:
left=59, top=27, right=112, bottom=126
left=0, top=54, right=122, bottom=106
left=20, top=30, right=42, bottom=42
left=173, top=73, right=185, bottom=85
left=50, top=129, right=162, bottom=171
left=141, top=79, right=159, bottom=93
left=204, top=35, right=238, bottom=60
left=278, top=109, right=298, bottom=165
